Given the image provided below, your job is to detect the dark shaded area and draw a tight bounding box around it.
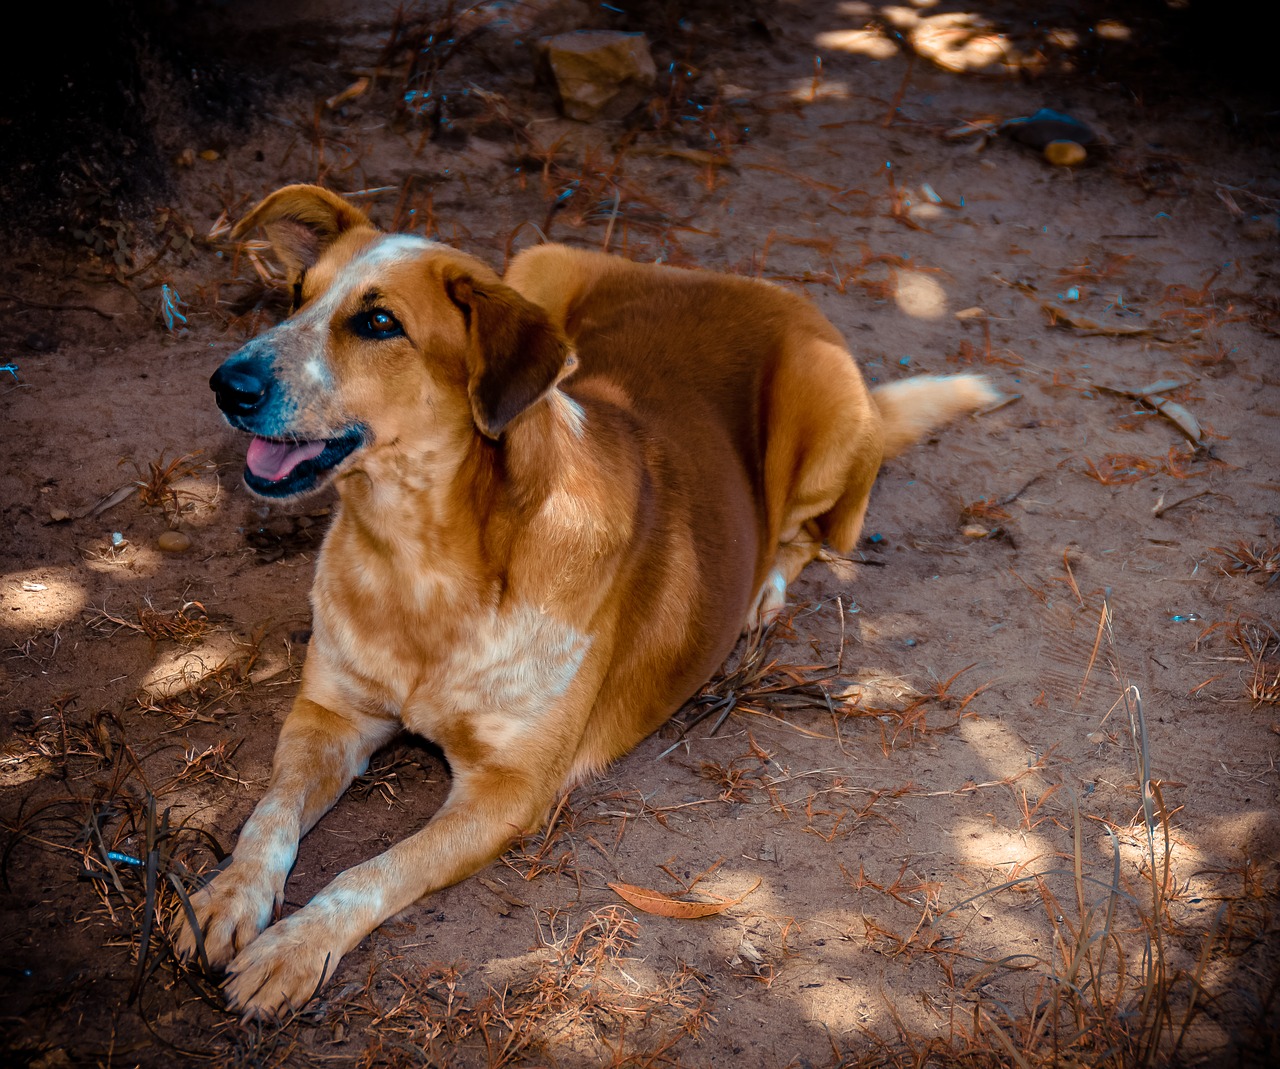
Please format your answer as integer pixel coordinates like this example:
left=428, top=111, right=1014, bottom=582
left=0, top=0, right=334, bottom=238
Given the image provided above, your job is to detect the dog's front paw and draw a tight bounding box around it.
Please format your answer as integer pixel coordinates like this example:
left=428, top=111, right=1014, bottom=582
left=223, top=911, right=344, bottom=1019
left=173, top=861, right=278, bottom=969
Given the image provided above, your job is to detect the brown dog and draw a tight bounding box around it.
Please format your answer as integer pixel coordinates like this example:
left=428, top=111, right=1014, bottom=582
left=177, top=183, right=996, bottom=1016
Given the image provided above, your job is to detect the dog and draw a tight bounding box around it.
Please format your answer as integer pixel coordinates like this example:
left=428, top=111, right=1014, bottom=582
left=176, top=183, right=997, bottom=1017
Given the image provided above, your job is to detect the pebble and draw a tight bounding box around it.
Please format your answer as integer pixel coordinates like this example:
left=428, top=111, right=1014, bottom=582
left=158, top=530, right=192, bottom=553
left=1044, top=140, right=1087, bottom=167
left=48, top=508, right=70, bottom=522
left=962, top=524, right=990, bottom=539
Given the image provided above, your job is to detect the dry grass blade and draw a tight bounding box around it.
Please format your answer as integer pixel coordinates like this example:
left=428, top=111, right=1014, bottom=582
left=1210, top=538, right=1280, bottom=586
left=662, top=619, right=839, bottom=756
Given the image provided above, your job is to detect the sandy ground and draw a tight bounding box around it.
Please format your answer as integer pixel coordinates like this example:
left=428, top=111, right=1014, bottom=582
left=2, top=2, right=1278, bottom=1066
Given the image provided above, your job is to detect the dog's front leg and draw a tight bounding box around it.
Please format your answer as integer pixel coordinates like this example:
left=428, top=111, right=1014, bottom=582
left=220, top=759, right=559, bottom=1018
left=175, top=696, right=397, bottom=970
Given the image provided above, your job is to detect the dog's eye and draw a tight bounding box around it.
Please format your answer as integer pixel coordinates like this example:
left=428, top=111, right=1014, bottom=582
left=353, top=308, right=404, bottom=340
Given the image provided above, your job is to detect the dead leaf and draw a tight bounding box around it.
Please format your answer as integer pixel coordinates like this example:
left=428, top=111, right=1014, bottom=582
left=326, top=77, right=370, bottom=110
left=1038, top=301, right=1154, bottom=336
left=478, top=876, right=529, bottom=911
left=995, top=274, right=1173, bottom=339
left=608, top=877, right=761, bottom=918
left=81, top=483, right=138, bottom=519
left=1145, top=396, right=1202, bottom=442
left=1096, top=381, right=1202, bottom=442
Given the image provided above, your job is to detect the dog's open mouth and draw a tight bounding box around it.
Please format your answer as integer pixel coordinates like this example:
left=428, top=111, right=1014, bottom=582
left=243, top=427, right=365, bottom=498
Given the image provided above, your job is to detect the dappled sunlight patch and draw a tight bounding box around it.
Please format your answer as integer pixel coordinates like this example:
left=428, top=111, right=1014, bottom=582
left=814, top=3, right=1047, bottom=78
left=136, top=632, right=247, bottom=701
left=952, top=815, right=1055, bottom=872
left=957, top=716, right=1038, bottom=784
left=130, top=622, right=296, bottom=723
left=814, top=27, right=899, bottom=61
left=787, top=75, right=854, bottom=103
left=792, top=966, right=878, bottom=1036
left=836, top=670, right=921, bottom=708
left=893, top=269, right=948, bottom=319
left=3, top=565, right=88, bottom=628
left=909, top=13, right=1030, bottom=75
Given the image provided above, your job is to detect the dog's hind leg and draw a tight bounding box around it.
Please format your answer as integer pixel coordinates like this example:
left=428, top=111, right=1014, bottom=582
left=174, top=697, right=397, bottom=971
left=746, top=521, right=824, bottom=629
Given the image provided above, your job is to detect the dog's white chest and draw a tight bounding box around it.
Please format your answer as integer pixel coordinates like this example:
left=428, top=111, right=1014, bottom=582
left=419, top=605, right=593, bottom=746
left=313, top=598, right=593, bottom=752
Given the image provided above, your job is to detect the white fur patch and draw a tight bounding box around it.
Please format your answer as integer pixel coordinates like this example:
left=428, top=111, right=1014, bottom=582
left=239, top=796, right=300, bottom=881
left=310, top=876, right=385, bottom=923
left=299, top=233, right=438, bottom=331
left=393, top=605, right=592, bottom=752
left=304, top=357, right=330, bottom=385
left=549, top=387, right=586, bottom=439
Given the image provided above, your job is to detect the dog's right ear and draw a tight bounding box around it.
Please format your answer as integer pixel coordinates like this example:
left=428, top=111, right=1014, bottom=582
left=232, top=184, right=375, bottom=276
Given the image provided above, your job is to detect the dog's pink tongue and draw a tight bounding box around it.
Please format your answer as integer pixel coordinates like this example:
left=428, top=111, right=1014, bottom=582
left=246, top=436, right=326, bottom=481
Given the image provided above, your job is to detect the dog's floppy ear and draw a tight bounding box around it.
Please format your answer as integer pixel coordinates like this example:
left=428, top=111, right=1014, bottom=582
left=232, top=184, right=375, bottom=276
left=446, top=273, right=569, bottom=440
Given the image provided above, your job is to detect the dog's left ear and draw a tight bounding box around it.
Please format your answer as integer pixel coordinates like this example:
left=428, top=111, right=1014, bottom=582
left=446, top=274, right=569, bottom=439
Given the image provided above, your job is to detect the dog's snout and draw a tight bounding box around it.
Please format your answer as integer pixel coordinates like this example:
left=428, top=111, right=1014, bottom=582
left=210, top=363, right=270, bottom=416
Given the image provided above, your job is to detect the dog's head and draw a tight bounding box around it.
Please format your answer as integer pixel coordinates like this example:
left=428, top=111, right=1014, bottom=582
left=210, top=184, right=570, bottom=499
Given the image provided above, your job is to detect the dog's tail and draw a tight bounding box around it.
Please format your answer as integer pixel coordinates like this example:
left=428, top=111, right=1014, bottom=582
left=871, top=373, right=1000, bottom=459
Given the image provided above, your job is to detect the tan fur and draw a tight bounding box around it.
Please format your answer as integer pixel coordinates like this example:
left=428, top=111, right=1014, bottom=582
left=176, top=185, right=997, bottom=1017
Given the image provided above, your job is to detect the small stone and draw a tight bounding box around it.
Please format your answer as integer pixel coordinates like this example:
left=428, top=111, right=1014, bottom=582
left=158, top=530, right=192, bottom=553
left=198, top=149, right=220, bottom=161
left=962, top=524, right=990, bottom=538
left=1044, top=140, right=1087, bottom=167
left=536, top=31, right=656, bottom=121
left=49, top=508, right=70, bottom=522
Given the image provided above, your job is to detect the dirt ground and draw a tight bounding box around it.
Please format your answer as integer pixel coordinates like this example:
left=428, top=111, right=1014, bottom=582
left=2, top=2, right=1278, bottom=1066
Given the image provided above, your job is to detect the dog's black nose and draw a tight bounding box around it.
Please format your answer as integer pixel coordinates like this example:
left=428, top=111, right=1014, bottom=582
left=210, top=364, right=269, bottom=416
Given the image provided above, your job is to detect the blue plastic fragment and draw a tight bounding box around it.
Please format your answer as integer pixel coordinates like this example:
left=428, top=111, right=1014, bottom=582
left=0, top=363, right=18, bottom=381
left=160, top=284, right=188, bottom=332
left=107, top=850, right=143, bottom=867
left=1170, top=613, right=1201, bottom=623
